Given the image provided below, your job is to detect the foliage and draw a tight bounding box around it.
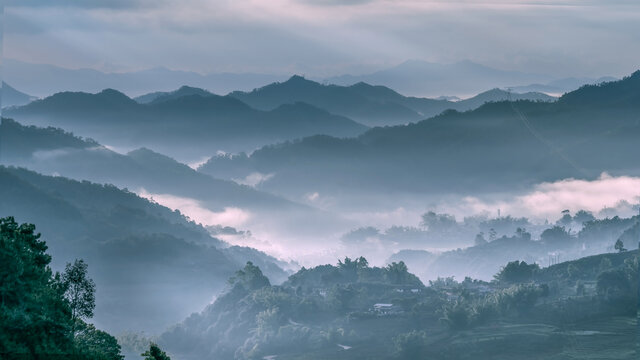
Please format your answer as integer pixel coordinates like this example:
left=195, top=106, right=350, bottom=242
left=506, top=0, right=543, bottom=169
left=420, top=211, right=457, bottom=232
left=142, top=343, right=171, bottom=360
left=596, top=269, right=630, bottom=298
left=62, top=259, right=97, bottom=326
left=0, top=216, right=74, bottom=357
left=440, top=301, right=470, bottom=330
left=474, top=232, right=488, bottom=246
left=393, top=330, right=427, bottom=359
left=385, top=261, right=410, bottom=284
left=0, top=217, right=122, bottom=359
left=494, top=260, right=539, bottom=284
left=229, top=261, right=271, bottom=291
left=74, top=323, right=124, bottom=360
left=540, top=226, right=572, bottom=246
left=614, top=239, right=626, bottom=252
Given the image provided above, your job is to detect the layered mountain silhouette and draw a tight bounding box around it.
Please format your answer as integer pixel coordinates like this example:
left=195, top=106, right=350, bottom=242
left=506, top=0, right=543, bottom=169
left=1, top=82, right=37, bottom=107
left=199, top=71, right=640, bottom=201
left=1, top=118, right=346, bottom=245
left=5, top=89, right=367, bottom=161
left=230, top=75, right=555, bottom=126
left=0, top=166, right=289, bottom=334
left=325, top=60, right=554, bottom=96
left=510, top=76, right=618, bottom=95
left=2, top=58, right=286, bottom=98
left=0, top=118, right=303, bottom=212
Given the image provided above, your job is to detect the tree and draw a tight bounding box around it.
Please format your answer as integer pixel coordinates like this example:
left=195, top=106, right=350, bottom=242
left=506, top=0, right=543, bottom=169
left=596, top=269, right=630, bottom=298
left=229, top=262, right=270, bottom=291
left=0, top=217, right=122, bottom=359
left=573, top=210, right=595, bottom=225
left=515, top=227, right=532, bottom=241
left=614, top=239, right=627, bottom=252
left=62, top=259, right=96, bottom=329
left=599, top=257, right=612, bottom=272
left=474, top=232, right=488, bottom=246
left=385, top=261, right=409, bottom=284
left=567, top=263, right=581, bottom=280
left=440, top=302, right=470, bottom=330
left=328, top=284, right=357, bottom=312
left=494, top=260, right=539, bottom=284
left=141, top=343, right=171, bottom=360
left=488, top=228, right=497, bottom=241
left=0, top=217, right=74, bottom=355
left=540, top=226, right=572, bottom=247
left=393, top=330, right=426, bottom=359
left=420, top=211, right=456, bottom=232
left=558, top=210, right=572, bottom=226
left=74, top=323, right=124, bottom=360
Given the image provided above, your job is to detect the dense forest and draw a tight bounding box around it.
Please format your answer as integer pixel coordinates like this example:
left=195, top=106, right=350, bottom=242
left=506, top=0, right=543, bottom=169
left=158, top=247, right=638, bottom=359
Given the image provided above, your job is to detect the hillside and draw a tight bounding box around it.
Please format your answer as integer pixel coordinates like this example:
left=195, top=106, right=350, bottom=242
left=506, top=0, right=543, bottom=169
left=158, top=250, right=638, bottom=359
left=1, top=82, right=38, bottom=107
left=0, top=166, right=289, bottom=335
left=134, top=85, right=214, bottom=104
left=199, top=71, right=640, bottom=203
left=4, top=89, right=368, bottom=162
left=0, top=118, right=299, bottom=212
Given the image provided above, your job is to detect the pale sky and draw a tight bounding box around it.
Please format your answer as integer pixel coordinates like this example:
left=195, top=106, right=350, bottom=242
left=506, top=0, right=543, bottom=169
left=4, top=0, right=640, bottom=77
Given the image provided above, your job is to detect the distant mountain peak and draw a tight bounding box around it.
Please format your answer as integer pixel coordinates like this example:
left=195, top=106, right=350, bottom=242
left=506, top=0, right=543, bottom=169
left=96, top=88, right=136, bottom=104
left=282, top=75, right=317, bottom=86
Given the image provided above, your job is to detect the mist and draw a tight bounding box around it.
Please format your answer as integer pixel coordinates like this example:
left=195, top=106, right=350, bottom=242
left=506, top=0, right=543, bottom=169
left=2, top=2, right=639, bottom=358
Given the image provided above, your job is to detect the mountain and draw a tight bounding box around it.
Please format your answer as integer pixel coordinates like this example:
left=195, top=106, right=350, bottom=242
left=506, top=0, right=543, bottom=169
left=0, top=118, right=346, bottom=252
left=3, top=58, right=286, bottom=98
left=199, top=71, right=640, bottom=204
left=230, top=75, right=555, bottom=127
left=456, top=88, right=555, bottom=109
left=325, top=60, right=554, bottom=97
left=4, top=89, right=368, bottom=162
left=134, top=85, right=214, bottom=104
left=0, top=118, right=306, bottom=212
left=510, top=76, right=618, bottom=95
left=0, top=166, right=289, bottom=335
left=1, top=82, right=38, bottom=107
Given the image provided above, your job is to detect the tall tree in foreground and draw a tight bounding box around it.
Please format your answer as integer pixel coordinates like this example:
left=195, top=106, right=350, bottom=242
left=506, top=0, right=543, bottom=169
left=0, top=216, right=122, bottom=360
left=0, top=216, right=74, bottom=356
left=62, top=259, right=96, bottom=332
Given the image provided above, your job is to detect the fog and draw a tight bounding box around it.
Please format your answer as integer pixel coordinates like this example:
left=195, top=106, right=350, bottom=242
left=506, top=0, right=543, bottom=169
left=134, top=174, right=640, bottom=270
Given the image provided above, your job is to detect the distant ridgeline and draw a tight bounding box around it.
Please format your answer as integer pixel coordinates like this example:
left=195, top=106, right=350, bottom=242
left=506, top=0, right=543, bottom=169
left=158, top=250, right=638, bottom=360
left=4, top=75, right=556, bottom=161
left=200, top=71, right=640, bottom=198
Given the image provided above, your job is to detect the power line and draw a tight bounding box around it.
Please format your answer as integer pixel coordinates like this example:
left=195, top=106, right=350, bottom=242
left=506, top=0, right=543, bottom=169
left=507, top=89, right=590, bottom=178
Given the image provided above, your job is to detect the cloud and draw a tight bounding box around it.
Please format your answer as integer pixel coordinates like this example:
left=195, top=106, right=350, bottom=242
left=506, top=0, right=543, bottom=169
left=446, top=174, right=640, bottom=221
left=233, top=172, right=275, bottom=187
left=6, top=0, right=162, bottom=9
left=136, top=189, right=252, bottom=228
left=297, top=0, right=375, bottom=6
left=3, top=0, right=639, bottom=78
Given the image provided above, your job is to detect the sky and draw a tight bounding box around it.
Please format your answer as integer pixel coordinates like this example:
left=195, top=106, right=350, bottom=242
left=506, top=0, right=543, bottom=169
left=4, top=0, right=639, bottom=78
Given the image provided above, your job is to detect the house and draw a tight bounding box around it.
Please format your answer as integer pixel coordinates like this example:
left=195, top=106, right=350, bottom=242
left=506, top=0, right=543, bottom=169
left=372, top=303, right=403, bottom=315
